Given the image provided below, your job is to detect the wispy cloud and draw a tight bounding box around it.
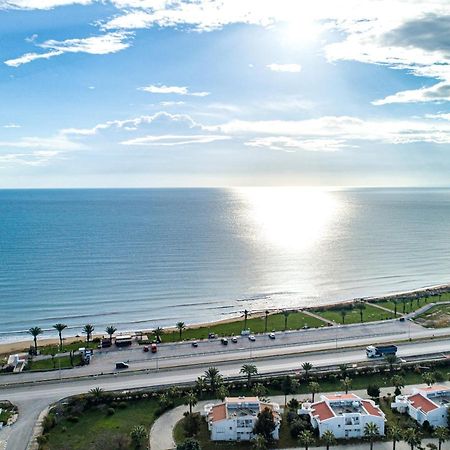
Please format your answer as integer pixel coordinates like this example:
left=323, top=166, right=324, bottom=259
left=5, top=32, right=132, bottom=67
left=139, top=84, right=210, bottom=97
left=0, top=0, right=93, bottom=9
left=373, top=81, right=450, bottom=105
left=267, top=63, right=301, bottom=73
left=2, top=123, right=21, bottom=128
left=246, top=137, right=349, bottom=152
left=121, top=134, right=230, bottom=146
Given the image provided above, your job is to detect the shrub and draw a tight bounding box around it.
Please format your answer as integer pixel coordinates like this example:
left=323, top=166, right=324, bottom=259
left=42, top=414, right=57, bottom=433
left=67, top=415, right=79, bottom=423
left=118, top=402, right=127, bottom=409
left=107, top=407, right=115, bottom=416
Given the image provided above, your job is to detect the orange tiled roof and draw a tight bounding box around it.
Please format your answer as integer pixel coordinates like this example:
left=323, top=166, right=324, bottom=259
left=361, top=400, right=383, bottom=417
left=210, top=404, right=227, bottom=422
left=312, top=401, right=335, bottom=421
left=409, top=393, right=438, bottom=413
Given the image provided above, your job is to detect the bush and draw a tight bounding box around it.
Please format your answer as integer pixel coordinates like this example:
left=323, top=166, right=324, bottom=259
left=42, top=414, right=57, bottom=433
left=36, top=435, right=48, bottom=444
left=67, top=415, right=79, bottom=423
left=107, top=407, right=115, bottom=416
left=118, top=402, right=127, bottom=409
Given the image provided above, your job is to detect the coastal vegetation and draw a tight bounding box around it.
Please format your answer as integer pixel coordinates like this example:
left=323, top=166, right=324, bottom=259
left=414, top=303, right=450, bottom=328
left=311, top=302, right=394, bottom=324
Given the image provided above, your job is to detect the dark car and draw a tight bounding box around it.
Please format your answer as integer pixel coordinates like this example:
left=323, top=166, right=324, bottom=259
left=221, top=338, right=228, bottom=345
left=115, top=362, right=129, bottom=369
left=192, top=341, right=199, bottom=347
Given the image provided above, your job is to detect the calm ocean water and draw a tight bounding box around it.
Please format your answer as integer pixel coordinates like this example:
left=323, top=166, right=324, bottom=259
left=1, top=187, right=449, bottom=343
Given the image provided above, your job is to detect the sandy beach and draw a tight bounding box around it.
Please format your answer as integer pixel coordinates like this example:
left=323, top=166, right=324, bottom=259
left=2, top=283, right=449, bottom=358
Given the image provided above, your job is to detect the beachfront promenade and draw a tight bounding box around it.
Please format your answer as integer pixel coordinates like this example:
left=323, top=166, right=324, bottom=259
left=2, top=319, right=450, bottom=449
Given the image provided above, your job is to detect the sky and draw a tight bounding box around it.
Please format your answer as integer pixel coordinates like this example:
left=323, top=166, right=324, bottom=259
left=0, top=0, right=450, bottom=188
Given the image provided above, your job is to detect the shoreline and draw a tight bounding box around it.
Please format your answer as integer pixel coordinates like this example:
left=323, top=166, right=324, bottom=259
left=1, top=282, right=450, bottom=357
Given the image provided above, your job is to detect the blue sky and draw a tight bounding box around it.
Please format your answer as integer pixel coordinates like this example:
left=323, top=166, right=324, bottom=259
left=0, top=0, right=449, bottom=187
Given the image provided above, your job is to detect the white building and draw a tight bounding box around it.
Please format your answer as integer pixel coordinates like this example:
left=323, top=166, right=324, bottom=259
left=204, top=396, right=281, bottom=441
left=299, top=393, right=385, bottom=439
left=391, top=385, right=450, bottom=428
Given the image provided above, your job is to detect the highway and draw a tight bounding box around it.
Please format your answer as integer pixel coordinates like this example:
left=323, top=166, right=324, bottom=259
left=2, top=320, right=450, bottom=450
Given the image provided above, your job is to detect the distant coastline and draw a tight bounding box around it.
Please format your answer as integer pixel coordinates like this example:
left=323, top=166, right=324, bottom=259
left=2, top=282, right=449, bottom=356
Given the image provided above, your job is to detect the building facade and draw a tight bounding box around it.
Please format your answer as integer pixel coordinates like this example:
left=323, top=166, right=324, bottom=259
left=204, top=396, right=281, bottom=441
left=299, top=393, right=385, bottom=438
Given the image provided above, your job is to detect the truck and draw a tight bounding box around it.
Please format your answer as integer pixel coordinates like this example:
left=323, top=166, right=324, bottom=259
left=366, top=344, right=397, bottom=358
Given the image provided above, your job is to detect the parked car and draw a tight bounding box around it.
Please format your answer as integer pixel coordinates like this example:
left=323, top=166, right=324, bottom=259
left=191, top=341, right=198, bottom=347
left=151, top=343, right=157, bottom=353
left=268, top=332, right=276, bottom=339
left=221, top=338, right=228, bottom=345
left=231, top=336, right=238, bottom=343
left=248, top=335, right=256, bottom=341
left=208, top=333, right=217, bottom=339
left=143, top=345, right=149, bottom=352
left=115, top=362, right=129, bottom=369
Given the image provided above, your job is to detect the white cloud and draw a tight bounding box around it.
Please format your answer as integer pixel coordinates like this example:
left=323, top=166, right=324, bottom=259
left=3, top=123, right=21, bottom=128
left=5, top=32, right=132, bottom=67
left=139, top=84, right=210, bottom=97
left=246, top=137, right=349, bottom=152
left=121, top=134, right=230, bottom=146
left=0, top=135, right=81, bottom=150
left=160, top=101, right=186, bottom=106
left=267, top=63, right=301, bottom=73
left=0, top=0, right=92, bottom=9
left=373, top=81, right=450, bottom=105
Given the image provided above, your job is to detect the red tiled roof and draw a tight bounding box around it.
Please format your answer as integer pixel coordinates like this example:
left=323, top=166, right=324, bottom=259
left=312, top=401, right=335, bottom=421
left=409, top=393, right=438, bottom=413
left=210, top=404, right=227, bottom=422
left=361, top=400, right=383, bottom=417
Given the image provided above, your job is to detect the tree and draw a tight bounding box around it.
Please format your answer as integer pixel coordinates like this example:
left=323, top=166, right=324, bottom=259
left=183, top=413, right=202, bottom=437
left=176, top=438, right=201, bottom=450
left=176, top=321, right=186, bottom=340
left=322, top=430, right=336, bottom=450
left=195, top=376, right=207, bottom=398
left=298, top=430, right=315, bottom=450
left=283, top=310, right=290, bottom=331
left=367, top=384, right=380, bottom=400
left=341, top=377, right=352, bottom=394
left=388, top=424, right=402, bottom=450
left=264, top=310, right=270, bottom=333
left=302, top=362, right=313, bottom=380
left=364, top=422, right=379, bottom=450
left=434, top=426, right=448, bottom=450
left=204, top=367, right=222, bottom=394
left=130, top=425, right=147, bottom=450
left=254, top=407, right=276, bottom=441
left=252, top=383, right=269, bottom=402
left=253, top=434, right=268, bottom=450
left=385, top=354, right=399, bottom=373
left=89, top=387, right=104, bottom=403
left=216, top=385, right=229, bottom=401
left=28, top=326, right=43, bottom=355
left=49, top=349, right=57, bottom=369
left=403, top=427, right=422, bottom=450
left=339, top=364, right=348, bottom=377
left=244, top=309, right=249, bottom=329
left=185, top=391, right=198, bottom=415
left=392, top=299, right=398, bottom=316
left=241, top=364, right=258, bottom=386
left=422, top=372, right=436, bottom=387
left=281, top=375, right=294, bottom=406
left=82, top=324, right=95, bottom=343
left=392, top=375, right=405, bottom=396
left=340, top=309, right=347, bottom=324
left=153, top=326, right=164, bottom=343
left=53, top=323, right=67, bottom=351
left=356, top=302, right=366, bottom=322
left=105, top=325, right=117, bottom=342
left=308, top=381, right=320, bottom=402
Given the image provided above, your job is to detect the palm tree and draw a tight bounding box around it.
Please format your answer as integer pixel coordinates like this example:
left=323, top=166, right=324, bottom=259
left=364, top=422, right=379, bottom=450
left=298, top=430, right=315, bottom=450
left=176, top=321, right=186, bottom=340
left=53, top=323, right=67, bottom=351
left=356, top=302, right=366, bottom=322
left=153, top=326, right=164, bottom=343
left=264, top=310, right=270, bottom=333
left=392, top=375, right=405, bottom=396
left=89, top=387, right=104, bottom=403
left=341, top=377, right=352, bottom=394
left=322, top=430, right=336, bottom=450
left=240, top=364, right=258, bottom=386
left=422, top=372, right=435, bottom=387
left=244, top=309, right=249, bottom=329
left=339, top=364, right=348, bottom=378
left=385, top=354, right=399, bottom=373
left=184, top=391, right=198, bottom=414
left=392, top=299, right=398, bottom=315
left=388, top=424, right=402, bottom=450
left=302, top=362, right=313, bottom=380
left=340, top=309, right=347, bottom=324
left=308, top=381, right=320, bottom=402
left=204, top=367, right=222, bottom=393
left=216, top=385, right=229, bottom=401
left=195, top=376, right=208, bottom=398
left=130, top=424, right=147, bottom=450
left=283, top=310, right=290, bottom=331
left=28, top=326, right=43, bottom=355
left=403, top=427, right=422, bottom=450
left=434, top=427, right=449, bottom=450
left=105, top=325, right=117, bottom=343
left=82, top=324, right=95, bottom=343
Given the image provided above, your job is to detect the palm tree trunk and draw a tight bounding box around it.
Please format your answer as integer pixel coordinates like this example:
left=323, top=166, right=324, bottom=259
left=189, top=404, right=192, bottom=414
left=59, top=331, right=62, bottom=350
left=34, top=337, right=38, bottom=354
left=393, top=440, right=396, bottom=450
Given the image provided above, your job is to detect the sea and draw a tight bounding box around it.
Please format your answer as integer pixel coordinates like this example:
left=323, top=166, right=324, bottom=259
left=1, top=187, right=449, bottom=343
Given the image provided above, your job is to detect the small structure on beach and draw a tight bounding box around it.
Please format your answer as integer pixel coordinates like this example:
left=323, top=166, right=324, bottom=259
left=204, top=396, right=281, bottom=441
left=391, top=385, right=450, bottom=428
left=299, top=393, right=385, bottom=438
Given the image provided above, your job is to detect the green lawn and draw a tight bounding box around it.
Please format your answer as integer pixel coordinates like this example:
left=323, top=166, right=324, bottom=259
left=40, top=340, right=97, bottom=356
left=26, top=354, right=82, bottom=371
left=45, top=399, right=159, bottom=450
left=311, top=303, right=394, bottom=325
left=373, top=292, right=450, bottom=315
left=156, top=312, right=327, bottom=343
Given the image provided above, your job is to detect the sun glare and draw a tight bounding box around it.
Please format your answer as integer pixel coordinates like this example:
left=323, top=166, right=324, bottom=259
left=236, top=187, right=339, bottom=251
left=280, top=18, right=321, bottom=45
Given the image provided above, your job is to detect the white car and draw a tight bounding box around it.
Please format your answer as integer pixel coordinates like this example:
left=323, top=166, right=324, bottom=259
left=248, top=335, right=256, bottom=341
left=268, top=332, right=276, bottom=339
